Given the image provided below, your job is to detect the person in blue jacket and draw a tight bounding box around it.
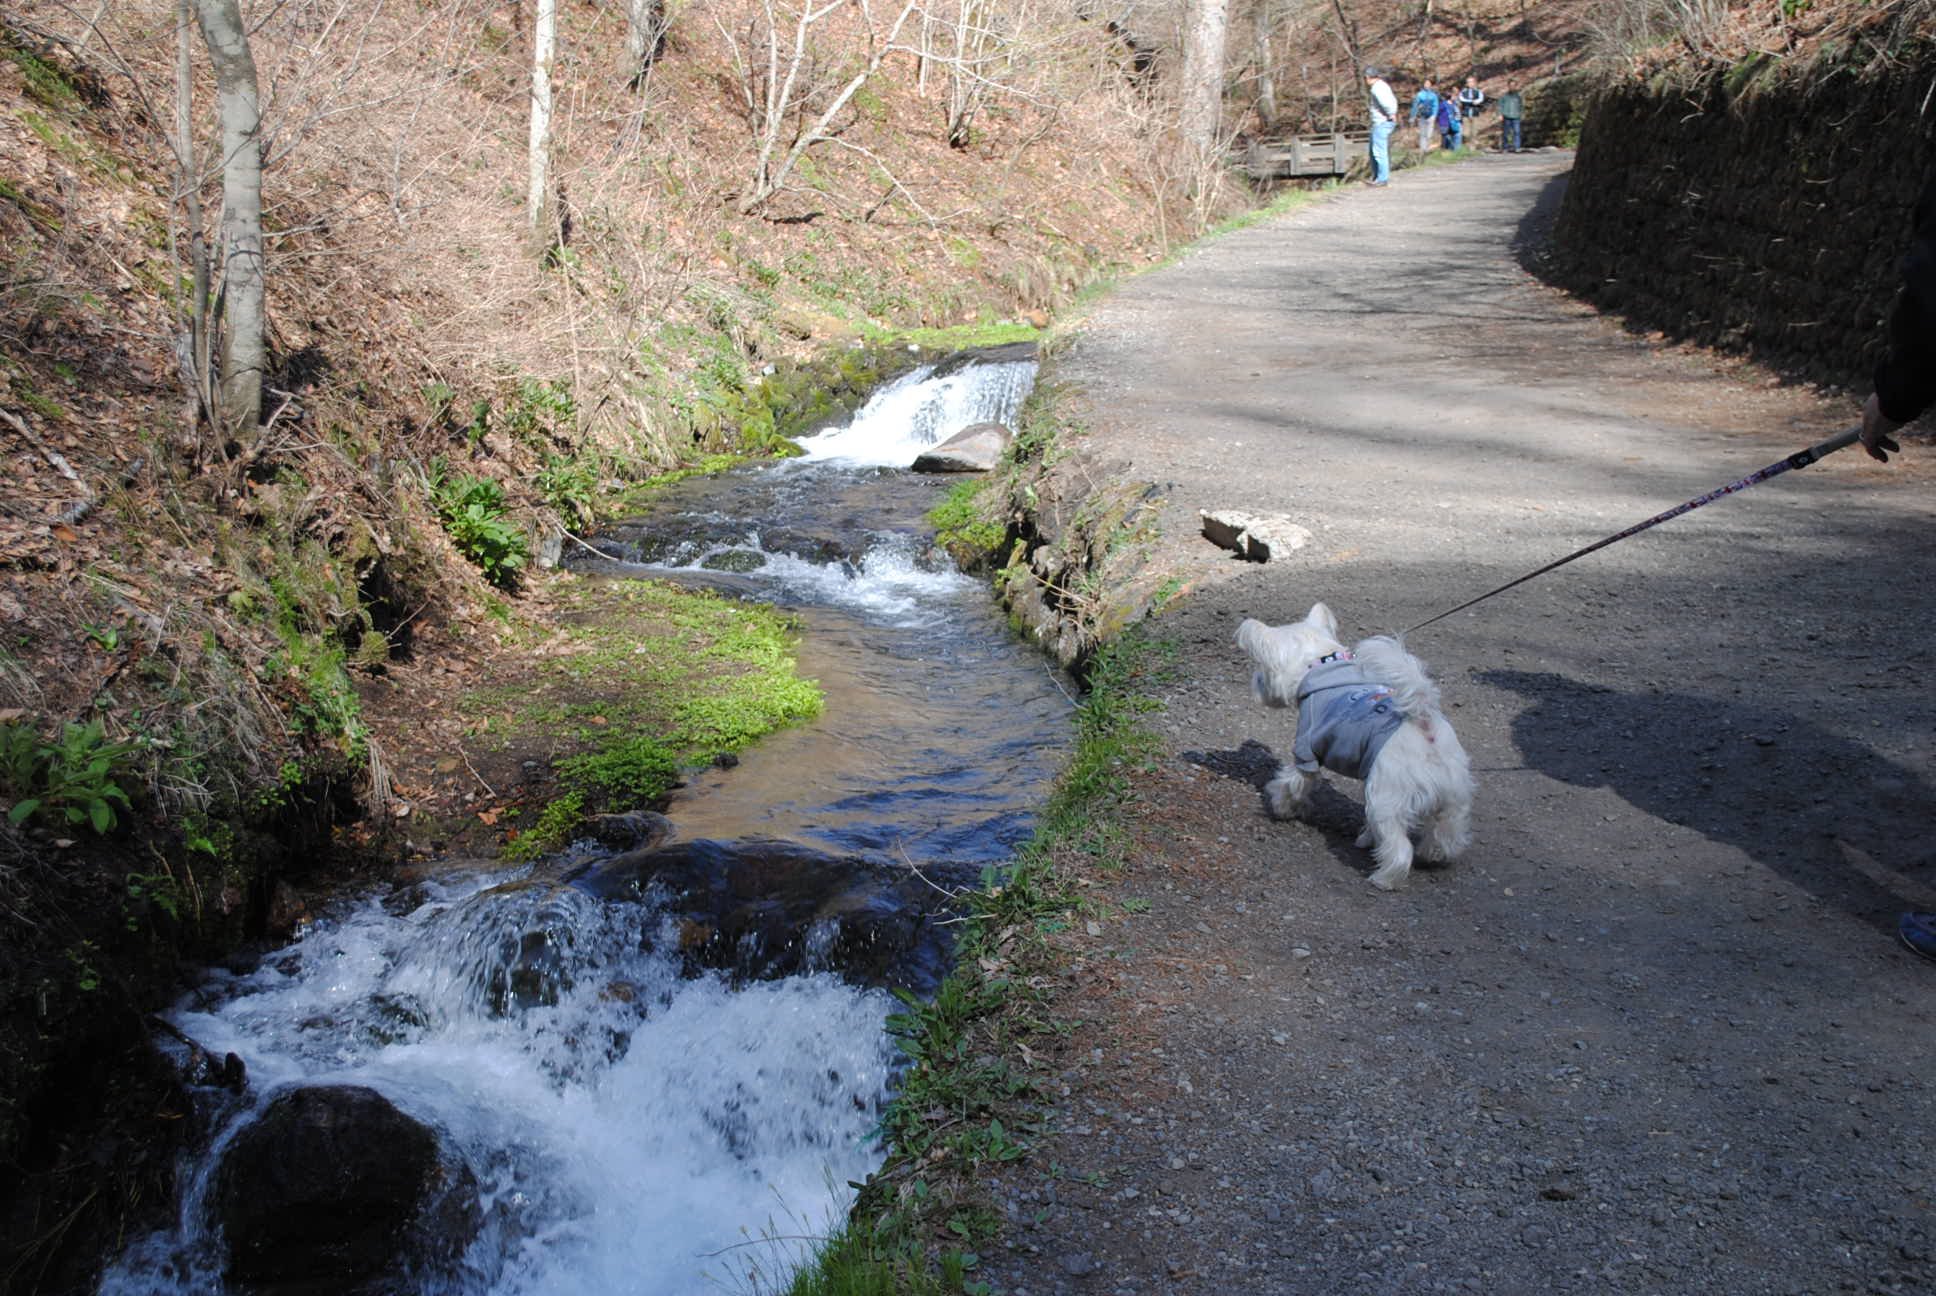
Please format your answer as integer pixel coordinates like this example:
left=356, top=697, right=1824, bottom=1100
left=1410, top=79, right=1441, bottom=152
left=1858, top=177, right=1936, bottom=961
left=1434, top=94, right=1461, bottom=151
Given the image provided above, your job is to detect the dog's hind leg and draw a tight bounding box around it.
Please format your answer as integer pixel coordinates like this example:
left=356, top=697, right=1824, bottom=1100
left=1264, top=766, right=1313, bottom=820
left=1365, top=817, right=1415, bottom=890
left=1419, top=799, right=1471, bottom=863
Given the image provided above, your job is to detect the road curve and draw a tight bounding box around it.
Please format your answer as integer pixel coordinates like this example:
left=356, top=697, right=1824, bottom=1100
left=981, top=151, right=1936, bottom=1296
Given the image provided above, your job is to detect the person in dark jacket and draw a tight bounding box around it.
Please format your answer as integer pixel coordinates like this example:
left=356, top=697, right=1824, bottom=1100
left=1435, top=95, right=1461, bottom=151
left=1866, top=178, right=1936, bottom=963
left=1861, top=177, right=1936, bottom=463
left=1496, top=85, right=1524, bottom=151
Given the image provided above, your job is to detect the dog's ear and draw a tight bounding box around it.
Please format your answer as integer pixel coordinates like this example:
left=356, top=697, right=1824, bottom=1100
left=1306, top=602, right=1339, bottom=636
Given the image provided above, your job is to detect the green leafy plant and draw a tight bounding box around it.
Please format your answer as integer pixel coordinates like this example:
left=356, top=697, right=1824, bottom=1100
left=2, top=718, right=141, bottom=833
left=535, top=452, right=598, bottom=527
left=125, top=871, right=182, bottom=928
left=501, top=377, right=576, bottom=442
left=429, top=463, right=527, bottom=587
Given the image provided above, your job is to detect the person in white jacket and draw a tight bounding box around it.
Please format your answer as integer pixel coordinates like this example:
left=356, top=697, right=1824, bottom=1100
left=1364, top=67, right=1398, bottom=186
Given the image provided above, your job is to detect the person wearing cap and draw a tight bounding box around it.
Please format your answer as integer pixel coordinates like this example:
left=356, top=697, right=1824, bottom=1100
left=1364, top=66, right=1398, bottom=186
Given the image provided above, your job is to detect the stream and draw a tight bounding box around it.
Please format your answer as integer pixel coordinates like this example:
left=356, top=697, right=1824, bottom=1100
left=100, top=349, right=1066, bottom=1296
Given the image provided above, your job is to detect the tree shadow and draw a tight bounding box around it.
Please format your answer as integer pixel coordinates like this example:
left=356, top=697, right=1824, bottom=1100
left=1480, top=668, right=1936, bottom=932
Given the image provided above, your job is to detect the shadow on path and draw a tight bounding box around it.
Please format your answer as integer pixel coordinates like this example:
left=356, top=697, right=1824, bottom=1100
left=1482, top=667, right=1936, bottom=931
left=1183, top=738, right=1446, bottom=883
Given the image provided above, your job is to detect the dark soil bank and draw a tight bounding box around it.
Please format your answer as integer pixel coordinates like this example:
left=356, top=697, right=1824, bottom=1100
left=978, top=152, right=1936, bottom=1295
left=1550, top=56, right=1936, bottom=392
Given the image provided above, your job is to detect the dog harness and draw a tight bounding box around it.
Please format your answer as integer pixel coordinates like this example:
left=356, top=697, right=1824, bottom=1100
left=1293, top=659, right=1403, bottom=779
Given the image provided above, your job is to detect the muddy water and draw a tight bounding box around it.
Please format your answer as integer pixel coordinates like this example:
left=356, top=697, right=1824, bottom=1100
left=102, top=352, right=1065, bottom=1296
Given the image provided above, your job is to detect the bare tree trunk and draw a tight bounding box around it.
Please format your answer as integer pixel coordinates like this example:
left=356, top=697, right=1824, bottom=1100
left=1328, top=0, right=1361, bottom=73
left=624, top=0, right=665, bottom=88
left=1178, top=0, right=1230, bottom=163
left=172, top=0, right=212, bottom=444
left=737, top=0, right=920, bottom=214
left=529, top=0, right=557, bottom=239
left=945, top=0, right=982, bottom=148
left=193, top=0, right=263, bottom=442
left=1251, top=0, right=1277, bottom=132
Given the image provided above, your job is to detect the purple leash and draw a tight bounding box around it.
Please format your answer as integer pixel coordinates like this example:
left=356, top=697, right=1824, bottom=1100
left=1403, top=426, right=1862, bottom=636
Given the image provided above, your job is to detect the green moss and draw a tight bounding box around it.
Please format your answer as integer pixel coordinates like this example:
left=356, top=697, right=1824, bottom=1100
left=501, top=790, right=586, bottom=863
left=928, top=478, right=1009, bottom=571
left=4, top=43, right=82, bottom=110
left=558, top=736, right=679, bottom=806
left=893, top=322, right=1040, bottom=350
left=470, top=580, right=822, bottom=833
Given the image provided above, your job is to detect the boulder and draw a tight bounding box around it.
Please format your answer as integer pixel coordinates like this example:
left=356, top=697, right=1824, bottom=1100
left=567, top=837, right=949, bottom=990
left=1200, top=509, right=1313, bottom=562
left=213, top=1085, right=480, bottom=1296
left=911, top=421, right=1012, bottom=473
left=771, top=301, right=857, bottom=342
left=928, top=339, right=1038, bottom=377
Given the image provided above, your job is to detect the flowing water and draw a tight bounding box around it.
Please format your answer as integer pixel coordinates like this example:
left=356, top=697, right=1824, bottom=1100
left=102, top=351, right=1064, bottom=1296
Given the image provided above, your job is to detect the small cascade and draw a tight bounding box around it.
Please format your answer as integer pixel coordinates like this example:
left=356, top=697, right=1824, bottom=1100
left=101, top=872, right=897, bottom=1296
left=797, top=349, right=1037, bottom=466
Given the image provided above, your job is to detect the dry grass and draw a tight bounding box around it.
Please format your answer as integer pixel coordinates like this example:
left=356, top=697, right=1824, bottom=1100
left=1579, top=0, right=1936, bottom=75
left=0, top=0, right=1233, bottom=834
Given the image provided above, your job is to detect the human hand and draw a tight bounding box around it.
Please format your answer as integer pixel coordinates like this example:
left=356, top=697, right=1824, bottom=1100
left=1861, top=393, right=1903, bottom=463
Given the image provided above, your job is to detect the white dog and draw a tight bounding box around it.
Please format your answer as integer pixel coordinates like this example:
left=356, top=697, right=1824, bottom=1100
left=1236, top=602, right=1472, bottom=890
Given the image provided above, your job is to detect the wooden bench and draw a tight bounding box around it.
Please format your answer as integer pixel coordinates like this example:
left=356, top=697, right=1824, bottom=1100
left=1242, top=131, right=1370, bottom=179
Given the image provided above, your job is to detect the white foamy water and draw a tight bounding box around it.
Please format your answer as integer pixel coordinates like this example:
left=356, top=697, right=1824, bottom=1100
left=99, top=873, right=897, bottom=1296
left=796, top=358, right=1037, bottom=465
left=629, top=530, right=977, bottom=629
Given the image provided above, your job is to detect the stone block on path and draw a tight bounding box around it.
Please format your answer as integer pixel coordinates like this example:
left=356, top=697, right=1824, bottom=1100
left=1200, top=509, right=1313, bottom=562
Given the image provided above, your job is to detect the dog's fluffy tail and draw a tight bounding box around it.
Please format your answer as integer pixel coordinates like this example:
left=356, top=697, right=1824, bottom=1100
left=1351, top=635, right=1441, bottom=721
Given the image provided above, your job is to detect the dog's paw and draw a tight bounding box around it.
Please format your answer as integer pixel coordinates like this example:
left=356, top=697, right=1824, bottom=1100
left=1263, top=776, right=1305, bottom=820
left=1367, top=864, right=1410, bottom=891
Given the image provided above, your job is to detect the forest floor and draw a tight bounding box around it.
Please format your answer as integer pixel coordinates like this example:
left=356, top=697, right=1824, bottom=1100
left=975, top=149, right=1936, bottom=1296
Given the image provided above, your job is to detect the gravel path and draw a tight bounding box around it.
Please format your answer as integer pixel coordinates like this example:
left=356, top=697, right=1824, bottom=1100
left=978, top=151, right=1936, bottom=1296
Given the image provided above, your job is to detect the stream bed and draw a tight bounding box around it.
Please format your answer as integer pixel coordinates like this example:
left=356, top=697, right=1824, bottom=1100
left=101, top=349, right=1066, bottom=1295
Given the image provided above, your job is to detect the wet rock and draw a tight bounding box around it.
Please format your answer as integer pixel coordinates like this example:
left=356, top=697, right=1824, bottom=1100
left=929, top=339, right=1038, bottom=376
left=700, top=548, right=767, bottom=572
left=912, top=421, right=1012, bottom=473
left=567, top=837, right=949, bottom=990
left=584, top=810, right=675, bottom=851
left=213, top=1085, right=480, bottom=1295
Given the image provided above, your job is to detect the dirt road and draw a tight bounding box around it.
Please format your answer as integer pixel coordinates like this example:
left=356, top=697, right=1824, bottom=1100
left=980, top=152, right=1936, bottom=1295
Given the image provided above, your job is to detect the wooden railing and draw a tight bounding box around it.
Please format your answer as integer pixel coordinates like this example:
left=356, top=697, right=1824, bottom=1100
left=1241, top=130, right=1370, bottom=179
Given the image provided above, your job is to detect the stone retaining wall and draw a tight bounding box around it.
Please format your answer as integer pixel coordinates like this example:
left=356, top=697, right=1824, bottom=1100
left=1548, top=52, right=1936, bottom=392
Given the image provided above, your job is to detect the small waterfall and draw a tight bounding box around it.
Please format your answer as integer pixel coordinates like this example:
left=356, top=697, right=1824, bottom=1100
left=101, top=873, right=897, bottom=1296
left=796, top=354, right=1037, bottom=465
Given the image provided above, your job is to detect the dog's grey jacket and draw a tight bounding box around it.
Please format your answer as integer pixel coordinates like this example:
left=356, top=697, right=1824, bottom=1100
left=1294, top=660, right=1402, bottom=779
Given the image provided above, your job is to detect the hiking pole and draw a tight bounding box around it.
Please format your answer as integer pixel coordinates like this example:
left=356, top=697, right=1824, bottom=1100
left=1402, top=426, right=1862, bottom=636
